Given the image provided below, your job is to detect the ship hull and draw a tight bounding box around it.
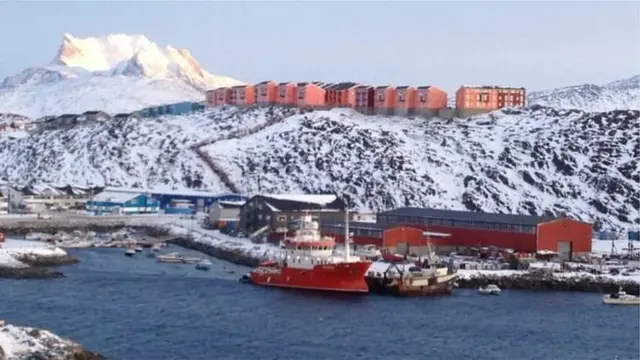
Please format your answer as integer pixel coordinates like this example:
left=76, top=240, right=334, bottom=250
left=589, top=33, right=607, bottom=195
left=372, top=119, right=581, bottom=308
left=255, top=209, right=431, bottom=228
left=250, top=261, right=371, bottom=293
left=366, top=273, right=458, bottom=297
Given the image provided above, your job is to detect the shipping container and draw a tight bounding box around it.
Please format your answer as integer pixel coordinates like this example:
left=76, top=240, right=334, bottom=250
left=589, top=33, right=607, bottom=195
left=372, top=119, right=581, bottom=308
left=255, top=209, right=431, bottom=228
left=629, top=231, right=640, bottom=241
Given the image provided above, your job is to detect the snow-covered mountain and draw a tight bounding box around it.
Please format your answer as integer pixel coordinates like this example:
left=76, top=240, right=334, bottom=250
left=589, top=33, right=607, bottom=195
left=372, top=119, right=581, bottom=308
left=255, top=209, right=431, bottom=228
left=528, top=75, right=639, bottom=112
left=0, top=33, right=244, bottom=118
left=0, top=106, right=637, bottom=230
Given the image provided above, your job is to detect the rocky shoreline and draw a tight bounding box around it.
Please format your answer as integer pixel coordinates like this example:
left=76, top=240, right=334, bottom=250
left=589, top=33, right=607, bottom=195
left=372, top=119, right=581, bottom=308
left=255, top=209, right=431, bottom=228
left=0, top=250, right=80, bottom=280
left=0, top=321, right=106, bottom=360
left=457, top=273, right=640, bottom=296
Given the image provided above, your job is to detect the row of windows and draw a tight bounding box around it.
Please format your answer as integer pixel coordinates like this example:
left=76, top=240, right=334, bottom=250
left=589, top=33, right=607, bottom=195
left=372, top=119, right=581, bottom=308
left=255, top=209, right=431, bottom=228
left=321, top=226, right=383, bottom=238
left=379, top=215, right=536, bottom=234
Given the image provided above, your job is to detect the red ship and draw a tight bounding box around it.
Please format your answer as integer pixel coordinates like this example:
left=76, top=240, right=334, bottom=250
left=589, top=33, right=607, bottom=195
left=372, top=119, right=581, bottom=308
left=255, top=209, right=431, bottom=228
left=247, top=212, right=371, bottom=293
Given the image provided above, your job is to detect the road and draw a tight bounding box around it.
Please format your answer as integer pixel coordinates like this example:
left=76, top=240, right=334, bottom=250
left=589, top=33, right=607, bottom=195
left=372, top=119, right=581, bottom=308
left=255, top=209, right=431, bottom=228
left=0, top=213, right=188, bottom=230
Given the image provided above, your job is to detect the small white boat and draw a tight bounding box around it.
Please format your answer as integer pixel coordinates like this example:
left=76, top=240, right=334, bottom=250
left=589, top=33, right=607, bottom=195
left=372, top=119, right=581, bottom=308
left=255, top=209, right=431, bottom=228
left=195, top=260, right=213, bottom=271
left=124, top=248, right=136, bottom=257
left=151, top=244, right=162, bottom=252
left=134, top=246, right=143, bottom=252
left=603, top=289, right=640, bottom=305
left=156, top=253, right=183, bottom=263
left=182, top=256, right=201, bottom=264
left=479, top=284, right=501, bottom=295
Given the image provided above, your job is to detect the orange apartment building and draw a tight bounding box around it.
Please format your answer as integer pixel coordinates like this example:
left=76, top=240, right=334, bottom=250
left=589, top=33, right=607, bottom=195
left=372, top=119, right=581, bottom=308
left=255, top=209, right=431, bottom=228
left=277, top=82, right=297, bottom=106
left=326, top=82, right=359, bottom=108
left=229, top=85, right=255, bottom=106
left=455, top=85, right=526, bottom=118
left=296, top=82, right=327, bottom=109
left=374, top=86, right=396, bottom=116
left=416, top=86, right=449, bottom=118
left=395, top=86, right=417, bottom=117
left=255, top=81, right=278, bottom=106
left=208, top=88, right=231, bottom=107
left=354, top=85, right=375, bottom=115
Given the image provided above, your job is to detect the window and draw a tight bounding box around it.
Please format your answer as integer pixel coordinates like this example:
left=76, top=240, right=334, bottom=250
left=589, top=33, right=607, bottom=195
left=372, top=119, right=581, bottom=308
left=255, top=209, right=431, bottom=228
left=260, top=88, right=267, bottom=96
left=419, top=94, right=426, bottom=103
left=277, top=215, right=286, bottom=222
left=258, top=214, right=263, bottom=220
left=480, top=93, right=489, bottom=102
left=280, top=89, right=285, bottom=97
left=298, top=91, right=304, bottom=100
left=398, top=94, right=405, bottom=102
left=378, top=94, right=384, bottom=101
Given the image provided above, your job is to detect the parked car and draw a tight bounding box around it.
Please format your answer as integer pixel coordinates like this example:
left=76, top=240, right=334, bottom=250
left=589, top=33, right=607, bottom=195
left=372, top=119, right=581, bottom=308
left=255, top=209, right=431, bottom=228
left=37, top=213, right=52, bottom=220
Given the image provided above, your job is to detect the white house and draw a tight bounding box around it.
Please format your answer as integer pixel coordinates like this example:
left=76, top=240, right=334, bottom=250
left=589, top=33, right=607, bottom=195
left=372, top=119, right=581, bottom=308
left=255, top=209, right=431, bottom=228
left=5, top=184, right=99, bottom=213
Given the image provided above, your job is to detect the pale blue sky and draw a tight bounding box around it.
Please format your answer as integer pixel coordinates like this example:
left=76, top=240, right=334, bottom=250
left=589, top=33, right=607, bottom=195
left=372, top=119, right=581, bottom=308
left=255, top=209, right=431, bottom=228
left=0, top=1, right=637, bottom=92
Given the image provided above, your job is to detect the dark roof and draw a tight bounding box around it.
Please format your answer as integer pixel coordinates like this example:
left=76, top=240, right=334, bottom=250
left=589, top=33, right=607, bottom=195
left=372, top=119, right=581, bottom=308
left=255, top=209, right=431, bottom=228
left=331, top=82, right=359, bottom=90
left=417, top=86, right=432, bottom=90
left=255, top=80, right=274, bottom=85
left=379, top=207, right=558, bottom=226
left=278, top=82, right=293, bottom=86
left=247, top=195, right=345, bottom=212
left=312, top=81, right=324, bottom=86
left=396, top=86, right=411, bottom=90
left=231, top=85, right=247, bottom=89
left=375, top=85, right=393, bottom=89
left=297, top=82, right=309, bottom=86
left=321, top=83, right=335, bottom=89
left=57, top=114, right=78, bottom=119
left=82, top=111, right=103, bottom=115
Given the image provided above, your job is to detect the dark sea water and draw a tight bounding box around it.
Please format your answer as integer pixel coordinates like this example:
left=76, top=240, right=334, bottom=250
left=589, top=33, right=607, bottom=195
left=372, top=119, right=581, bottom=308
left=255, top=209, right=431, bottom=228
left=0, top=246, right=638, bottom=360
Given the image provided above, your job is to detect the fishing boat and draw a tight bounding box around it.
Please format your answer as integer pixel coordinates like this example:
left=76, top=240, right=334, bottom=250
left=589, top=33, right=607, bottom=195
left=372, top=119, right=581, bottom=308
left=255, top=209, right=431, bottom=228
left=134, top=246, right=143, bottom=253
left=195, top=260, right=213, bottom=271
left=602, top=288, right=640, bottom=305
left=124, top=248, right=136, bottom=257
left=365, top=227, right=457, bottom=296
left=247, top=210, right=371, bottom=293
left=478, top=284, right=502, bottom=295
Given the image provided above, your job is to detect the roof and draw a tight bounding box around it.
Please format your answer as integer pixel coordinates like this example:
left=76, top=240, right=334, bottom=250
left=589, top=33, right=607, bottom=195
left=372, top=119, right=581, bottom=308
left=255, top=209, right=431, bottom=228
left=278, top=82, right=293, bottom=86
left=216, top=200, right=245, bottom=209
left=14, top=184, right=103, bottom=196
left=375, top=85, right=394, bottom=89
left=231, top=85, right=248, bottom=89
left=57, top=114, right=78, bottom=119
left=331, top=82, right=359, bottom=90
left=91, top=191, right=140, bottom=203
left=255, top=80, right=275, bottom=85
left=416, top=86, right=432, bottom=90
left=396, top=86, right=412, bottom=90
left=321, top=221, right=387, bottom=231
left=250, top=194, right=345, bottom=212
left=114, top=113, right=138, bottom=118
left=82, top=111, right=105, bottom=115
left=379, top=207, right=558, bottom=226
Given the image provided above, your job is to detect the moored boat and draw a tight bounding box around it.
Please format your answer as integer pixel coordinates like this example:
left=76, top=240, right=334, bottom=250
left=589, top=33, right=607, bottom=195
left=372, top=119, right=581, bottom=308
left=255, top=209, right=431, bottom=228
left=602, top=288, right=640, bottom=305
left=156, top=253, right=184, bottom=263
left=248, top=210, right=371, bottom=293
left=195, top=260, right=213, bottom=271
left=124, top=248, right=136, bottom=257
left=478, top=284, right=502, bottom=295
left=134, top=246, right=143, bottom=253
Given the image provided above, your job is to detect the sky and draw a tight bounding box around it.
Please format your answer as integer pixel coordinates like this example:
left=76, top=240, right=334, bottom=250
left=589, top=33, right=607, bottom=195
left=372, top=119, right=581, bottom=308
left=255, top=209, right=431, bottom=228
left=0, top=1, right=638, bottom=92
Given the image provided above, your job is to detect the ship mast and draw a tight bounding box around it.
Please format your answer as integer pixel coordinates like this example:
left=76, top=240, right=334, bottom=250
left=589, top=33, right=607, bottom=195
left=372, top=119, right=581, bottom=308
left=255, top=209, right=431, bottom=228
left=344, top=206, right=350, bottom=262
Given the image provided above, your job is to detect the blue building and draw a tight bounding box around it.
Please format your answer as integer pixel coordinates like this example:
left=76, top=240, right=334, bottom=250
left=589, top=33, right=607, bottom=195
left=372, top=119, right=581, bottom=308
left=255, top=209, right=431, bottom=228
left=86, top=191, right=160, bottom=215
left=103, top=187, right=247, bottom=213
left=138, top=101, right=204, bottom=118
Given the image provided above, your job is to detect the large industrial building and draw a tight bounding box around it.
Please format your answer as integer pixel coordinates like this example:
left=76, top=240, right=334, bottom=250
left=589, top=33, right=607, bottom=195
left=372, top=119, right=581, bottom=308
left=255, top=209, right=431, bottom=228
left=320, top=207, right=593, bottom=260
left=103, top=187, right=246, bottom=213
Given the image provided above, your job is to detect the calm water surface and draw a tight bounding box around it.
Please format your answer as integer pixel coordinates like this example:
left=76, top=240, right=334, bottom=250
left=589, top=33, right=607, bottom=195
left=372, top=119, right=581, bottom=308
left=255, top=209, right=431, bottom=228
left=1, top=246, right=638, bottom=360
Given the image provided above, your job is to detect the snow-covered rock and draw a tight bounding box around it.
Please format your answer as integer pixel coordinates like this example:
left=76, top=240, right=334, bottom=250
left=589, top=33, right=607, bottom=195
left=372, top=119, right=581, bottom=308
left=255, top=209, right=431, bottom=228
left=203, top=106, right=639, bottom=230
left=0, top=33, right=244, bottom=118
left=0, top=106, right=289, bottom=192
left=0, top=239, right=68, bottom=269
left=0, top=322, right=104, bottom=360
left=528, top=75, right=639, bottom=112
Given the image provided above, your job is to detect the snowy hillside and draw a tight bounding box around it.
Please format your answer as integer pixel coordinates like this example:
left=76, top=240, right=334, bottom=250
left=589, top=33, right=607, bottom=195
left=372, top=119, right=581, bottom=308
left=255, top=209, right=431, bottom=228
left=0, top=33, right=244, bottom=118
left=0, top=107, right=289, bottom=193
left=202, top=106, right=639, bottom=230
left=528, top=75, right=639, bottom=112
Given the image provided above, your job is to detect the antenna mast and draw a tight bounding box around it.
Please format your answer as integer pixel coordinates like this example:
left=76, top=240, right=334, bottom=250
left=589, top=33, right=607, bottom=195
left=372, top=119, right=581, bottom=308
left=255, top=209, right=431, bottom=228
left=344, top=206, right=350, bottom=262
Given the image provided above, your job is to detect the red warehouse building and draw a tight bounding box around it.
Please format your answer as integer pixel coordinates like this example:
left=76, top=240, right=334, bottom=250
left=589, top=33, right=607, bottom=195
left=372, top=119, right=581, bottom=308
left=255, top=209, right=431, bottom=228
left=376, top=207, right=592, bottom=260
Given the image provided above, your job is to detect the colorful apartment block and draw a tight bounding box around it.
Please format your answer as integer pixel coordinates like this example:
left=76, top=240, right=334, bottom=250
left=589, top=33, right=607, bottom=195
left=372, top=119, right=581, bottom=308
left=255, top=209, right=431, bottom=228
left=455, top=85, right=525, bottom=117
left=395, top=86, right=416, bottom=117
left=230, top=85, right=255, bottom=106
left=255, top=81, right=278, bottom=106
left=374, top=86, right=396, bottom=116
left=326, top=82, right=359, bottom=108
left=354, top=85, right=375, bottom=115
left=213, top=88, right=232, bottom=106
left=415, top=86, right=449, bottom=118
left=296, top=82, right=326, bottom=109
left=277, top=82, right=297, bottom=106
